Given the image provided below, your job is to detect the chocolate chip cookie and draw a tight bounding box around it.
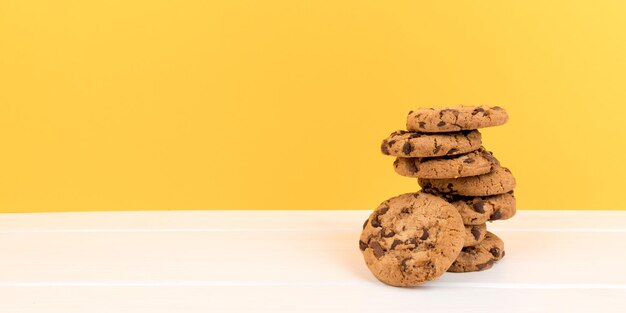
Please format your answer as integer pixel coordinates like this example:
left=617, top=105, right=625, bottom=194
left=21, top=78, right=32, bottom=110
left=439, top=192, right=517, bottom=225
left=393, top=147, right=499, bottom=179
left=406, top=106, right=508, bottom=133
left=463, top=224, right=487, bottom=247
left=448, top=231, right=505, bottom=272
left=419, top=166, right=516, bottom=197
left=381, top=130, right=482, bottom=158
left=359, top=192, right=465, bottom=287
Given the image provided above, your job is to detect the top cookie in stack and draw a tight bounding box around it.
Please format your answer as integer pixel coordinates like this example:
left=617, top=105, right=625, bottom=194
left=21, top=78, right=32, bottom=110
left=405, top=106, right=508, bottom=133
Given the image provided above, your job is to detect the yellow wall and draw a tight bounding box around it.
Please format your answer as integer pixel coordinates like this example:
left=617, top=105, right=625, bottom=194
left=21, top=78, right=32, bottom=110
left=1, top=1, right=625, bottom=212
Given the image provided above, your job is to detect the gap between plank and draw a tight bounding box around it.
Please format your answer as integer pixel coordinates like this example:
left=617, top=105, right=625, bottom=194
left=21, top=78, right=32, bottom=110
left=1, top=281, right=625, bottom=289
left=1, top=228, right=626, bottom=233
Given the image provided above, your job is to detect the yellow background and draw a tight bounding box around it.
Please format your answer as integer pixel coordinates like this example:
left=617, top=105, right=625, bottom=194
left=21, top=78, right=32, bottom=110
left=1, top=1, right=625, bottom=212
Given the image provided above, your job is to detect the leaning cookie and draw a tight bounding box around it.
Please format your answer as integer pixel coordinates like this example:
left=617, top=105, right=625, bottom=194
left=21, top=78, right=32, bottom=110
left=394, top=147, right=499, bottom=179
left=381, top=130, right=482, bottom=158
left=406, top=106, right=508, bottom=133
left=440, top=192, right=516, bottom=225
left=419, top=166, right=516, bottom=197
left=448, top=231, right=505, bottom=273
left=359, top=192, right=465, bottom=287
left=463, top=224, right=487, bottom=247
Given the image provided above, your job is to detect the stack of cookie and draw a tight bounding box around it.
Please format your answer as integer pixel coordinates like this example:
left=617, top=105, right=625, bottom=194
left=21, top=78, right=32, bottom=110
left=359, top=106, right=516, bottom=287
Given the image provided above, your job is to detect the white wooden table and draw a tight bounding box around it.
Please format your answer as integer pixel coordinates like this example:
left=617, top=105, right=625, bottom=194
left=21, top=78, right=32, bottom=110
left=1, top=210, right=625, bottom=312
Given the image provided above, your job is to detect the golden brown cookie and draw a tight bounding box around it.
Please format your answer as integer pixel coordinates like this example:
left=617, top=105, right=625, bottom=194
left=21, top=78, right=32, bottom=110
left=419, top=166, right=516, bottom=197
left=448, top=231, right=505, bottom=273
left=438, top=192, right=517, bottom=225
left=406, top=106, right=508, bottom=133
left=359, top=192, right=465, bottom=287
left=393, top=147, right=499, bottom=179
left=381, top=130, right=482, bottom=158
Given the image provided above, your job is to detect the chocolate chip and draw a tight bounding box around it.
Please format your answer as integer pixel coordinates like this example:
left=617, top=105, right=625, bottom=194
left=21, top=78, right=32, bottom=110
left=446, top=183, right=455, bottom=192
left=409, top=133, right=422, bottom=139
left=369, top=241, right=385, bottom=258
left=390, top=239, right=403, bottom=250
left=439, top=109, right=452, bottom=118
left=481, top=150, right=499, bottom=164
left=472, top=201, right=486, bottom=213
left=418, top=121, right=426, bottom=129
left=380, top=141, right=390, bottom=155
left=476, top=260, right=494, bottom=270
left=490, top=210, right=502, bottom=220
left=363, top=219, right=369, bottom=229
left=472, top=107, right=485, bottom=115
left=359, top=240, right=368, bottom=251
left=420, top=229, right=429, bottom=240
left=371, top=207, right=387, bottom=228
left=463, top=158, right=475, bottom=164
left=471, top=226, right=481, bottom=240
left=370, top=217, right=381, bottom=228
left=462, top=246, right=477, bottom=254
left=387, top=140, right=396, bottom=146
left=440, top=108, right=459, bottom=117
left=392, top=130, right=409, bottom=136
left=408, top=110, right=414, bottom=115
left=492, top=106, right=502, bottom=110
left=489, top=247, right=501, bottom=258
left=437, top=121, right=446, bottom=127
left=402, top=142, right=413, bottom=155
left=400, top=257, right=412, bottom=272
left=405, top=238, right=418, bottom=249
left=446, top=148, right=458, bottom=155
left=400, top=207, right=411, bottom=214
left=382, top=230, right=395, bottom=238
left=433, top=144, right=442, bottom=154
left=405, top=159, right=418, bottom=174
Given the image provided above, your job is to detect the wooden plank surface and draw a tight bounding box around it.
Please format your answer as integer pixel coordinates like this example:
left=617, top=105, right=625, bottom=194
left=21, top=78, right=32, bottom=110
left=1, top=210, right=625, bottom=312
